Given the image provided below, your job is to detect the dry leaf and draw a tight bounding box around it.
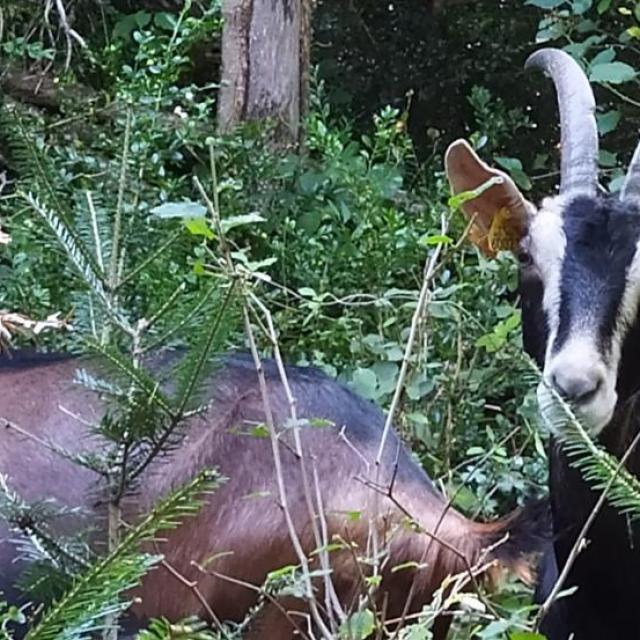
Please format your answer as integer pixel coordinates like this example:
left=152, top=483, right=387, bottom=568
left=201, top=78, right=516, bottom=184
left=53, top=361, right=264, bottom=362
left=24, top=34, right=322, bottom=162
left=0, top=227, right=9, bottom=245
left=0, top=311, right=70, bottom=351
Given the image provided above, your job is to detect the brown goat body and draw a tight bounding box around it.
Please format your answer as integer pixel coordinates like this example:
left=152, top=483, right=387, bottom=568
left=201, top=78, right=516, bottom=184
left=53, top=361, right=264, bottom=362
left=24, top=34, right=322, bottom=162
left=0, top=352, right=548, bottom=638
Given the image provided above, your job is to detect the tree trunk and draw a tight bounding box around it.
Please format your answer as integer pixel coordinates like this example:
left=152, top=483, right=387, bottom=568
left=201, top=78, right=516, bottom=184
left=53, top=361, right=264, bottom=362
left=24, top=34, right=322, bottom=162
left=218, top=0, right=311, bottom=144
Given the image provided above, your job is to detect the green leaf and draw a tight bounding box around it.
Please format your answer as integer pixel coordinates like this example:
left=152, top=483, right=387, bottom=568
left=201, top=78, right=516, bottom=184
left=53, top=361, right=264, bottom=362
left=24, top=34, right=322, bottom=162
left=339, top=609, right=375, bottom=640
left=448, top=175, right=505, bottom=209
left=401, top=626, right=432, bottom=640
left=590, top=47, right=615, bottom=66
left=351, top=367, right=378, bottom=400
left=609, top=173, right=625, bottom=193
left=419, top=233, right=453, bottom=246
left=298, top=209, right=322, bottom=234
left=220, top=212, right=266, bottom=232
left=478, top=620, right=512, bottom=638
left=596, top=110, right=621, bottom=135
left=564, top=35, right=606, bottom=58
left=267, top=565, right=298, bottom=581
left=597, top=0, right=611, bottom=13
left=525, top=0, right=565, bottom=7
left=476, top=311, right=522, bottom=352
left=154, top=12, right=177, bottom=31
left=571, top=0, right=593, bottom=15
left=113, top=11, right=151, bottom=40
left=589, top=61, right=637, bottom=84
left=372, top=361, right=398, bottom=394
left=495, top=156, right=532, bottom=191
left=598, top=149, right=618, bottom=168
left=391, top=560, right=425, bottom=573
left=250, top=424, right=270, bottom=438
left=298, top=171, right=326, bottom=194
left=369, top=165, right=403, bottom=199
left=308, top=418, right=333, bottom=428
left=184, top=217, right=214, bottom=239
left=151, top=201, right=208, bottom=219
left=509, top=633, right=547, bottom=640
left=536, top=19, right=567, bottom=43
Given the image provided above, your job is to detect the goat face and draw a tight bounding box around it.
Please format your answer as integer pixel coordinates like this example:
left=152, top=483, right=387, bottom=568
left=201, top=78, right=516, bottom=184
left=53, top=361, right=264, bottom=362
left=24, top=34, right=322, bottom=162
left=446, top=49, right=640, bottom=438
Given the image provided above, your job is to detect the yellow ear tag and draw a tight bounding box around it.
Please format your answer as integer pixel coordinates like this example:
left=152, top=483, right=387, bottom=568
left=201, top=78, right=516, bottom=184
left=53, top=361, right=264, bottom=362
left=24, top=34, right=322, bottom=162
left=486, top=207, right=520, bottom=255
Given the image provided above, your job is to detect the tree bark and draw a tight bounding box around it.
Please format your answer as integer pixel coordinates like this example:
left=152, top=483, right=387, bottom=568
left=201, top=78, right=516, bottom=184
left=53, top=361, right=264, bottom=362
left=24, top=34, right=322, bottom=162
left=218, top=0, right=311, bottom=144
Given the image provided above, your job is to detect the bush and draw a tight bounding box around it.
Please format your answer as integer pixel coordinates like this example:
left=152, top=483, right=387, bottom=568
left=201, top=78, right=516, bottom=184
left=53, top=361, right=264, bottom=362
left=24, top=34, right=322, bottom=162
left=0, top=2, right=549, bottom=637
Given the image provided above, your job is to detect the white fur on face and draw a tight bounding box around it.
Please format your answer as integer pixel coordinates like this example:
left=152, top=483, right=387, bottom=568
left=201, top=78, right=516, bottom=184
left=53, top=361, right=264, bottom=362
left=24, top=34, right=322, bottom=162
left=527, top=195, right=639, bottom=436
left=539, top=333, right=617, bottom=436
left=611, top=241, right=640, bottom=373
left=528, top=195, right=567, bottom=347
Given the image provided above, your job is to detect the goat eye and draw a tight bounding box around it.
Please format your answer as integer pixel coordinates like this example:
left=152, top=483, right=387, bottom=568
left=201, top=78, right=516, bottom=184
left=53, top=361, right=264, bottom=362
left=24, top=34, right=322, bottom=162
left=518, top=249, right=533, bottom=267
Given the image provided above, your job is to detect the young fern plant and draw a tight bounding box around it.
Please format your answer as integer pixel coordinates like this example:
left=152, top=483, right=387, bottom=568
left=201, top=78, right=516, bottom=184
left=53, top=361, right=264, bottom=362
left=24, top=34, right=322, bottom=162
left=0, top=103, right=239, bottom=634
left=25, top=469, right=221, bottom=640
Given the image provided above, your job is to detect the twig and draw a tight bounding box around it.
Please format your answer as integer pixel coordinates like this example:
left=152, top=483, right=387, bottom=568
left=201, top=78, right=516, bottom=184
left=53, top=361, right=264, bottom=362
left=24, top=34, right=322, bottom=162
left=374, top=212, right=448, bottom=463
left=371, top=212, right=448, bottom=589
left=51, top=0, right=87, bottom=70
left=0, top=417, right=100, bottom=475
left=158, top=558, right=228, bottom=635
left=243, top=307, right=333, bottom=639
left=86, top=191, right=104, bottom=274
left=108, top=109, right=132, bottom=292
left=248, top=294, right=345, bottom=629
left=192, top=562, right=312, bottom=640
left=535, top=427, right=640, bottom=628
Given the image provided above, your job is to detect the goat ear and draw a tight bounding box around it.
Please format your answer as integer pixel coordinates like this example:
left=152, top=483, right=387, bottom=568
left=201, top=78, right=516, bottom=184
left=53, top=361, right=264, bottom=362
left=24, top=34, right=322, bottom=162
left=445, top=139, right=532, bottom=257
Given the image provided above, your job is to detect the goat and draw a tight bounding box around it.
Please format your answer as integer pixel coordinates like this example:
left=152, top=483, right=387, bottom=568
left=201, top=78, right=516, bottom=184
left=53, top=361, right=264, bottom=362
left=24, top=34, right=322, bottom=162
left=0, top=351, right=546, bottom=638
left=445, top=47, right=640, bottom=639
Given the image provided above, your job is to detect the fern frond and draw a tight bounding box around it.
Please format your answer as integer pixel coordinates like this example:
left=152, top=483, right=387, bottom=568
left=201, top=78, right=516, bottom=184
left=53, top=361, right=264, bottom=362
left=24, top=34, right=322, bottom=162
left=83, top=340, right=175, bottom=419
left=0, top=477, right=92, bottom=578
left=25, top=469, right=222, bottom=640
left=74, top=190, right=113, bottom=273
left=173, top=282, right=239, bottom=416
left=18, top=193, right=133, bottom=332
left=531, top=358, right=640, bottom=521
left=73, top=368, right=126, bottom=399
left=0, top=106, right=70, bottom=221
left=143, top=281, right=223, bottom=353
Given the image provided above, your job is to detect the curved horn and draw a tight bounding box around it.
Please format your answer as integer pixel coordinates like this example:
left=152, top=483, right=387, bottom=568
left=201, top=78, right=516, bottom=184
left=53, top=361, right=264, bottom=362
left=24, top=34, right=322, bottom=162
left=525, top=48, right=598, bottom=196
left=621, top=139, right=640, bottom=203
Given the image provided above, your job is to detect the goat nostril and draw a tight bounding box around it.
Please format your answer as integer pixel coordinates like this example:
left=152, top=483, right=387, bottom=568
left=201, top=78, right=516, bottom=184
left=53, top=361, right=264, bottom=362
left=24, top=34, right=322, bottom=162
left=550, top=372, right=602, bottom=403
left=575, top=378, right=602, bottom=403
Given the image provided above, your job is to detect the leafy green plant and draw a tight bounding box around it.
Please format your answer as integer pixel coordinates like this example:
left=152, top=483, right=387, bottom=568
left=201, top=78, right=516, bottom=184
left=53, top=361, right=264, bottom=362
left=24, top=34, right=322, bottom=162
left=525, top=0, right=640, bottom=191
left=0, top=3, right=553, bottom=637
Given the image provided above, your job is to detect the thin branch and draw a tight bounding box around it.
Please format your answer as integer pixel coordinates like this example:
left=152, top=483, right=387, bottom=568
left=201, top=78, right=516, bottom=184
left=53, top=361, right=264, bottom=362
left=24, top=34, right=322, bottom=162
left=243, top=308, right=334, bottom=640
left=86, top=191, right=104, bottom=273
left=248, top=293, right=345, bottom=629
left=535, top=427, right=640, bottom=628
left=192, top=562, right=312, bottom=640
left=108, top=109, right=132, bottom=292
left=51, top=0, right=87, bottom=70
left=158, top=558, right=227, bottom=634
left=374, top=213, right=447, bottom=463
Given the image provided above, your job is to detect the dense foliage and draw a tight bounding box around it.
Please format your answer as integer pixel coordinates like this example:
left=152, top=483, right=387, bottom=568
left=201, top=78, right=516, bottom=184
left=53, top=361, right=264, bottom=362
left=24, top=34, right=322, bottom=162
left=1, top=0, right=640, bottom=637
